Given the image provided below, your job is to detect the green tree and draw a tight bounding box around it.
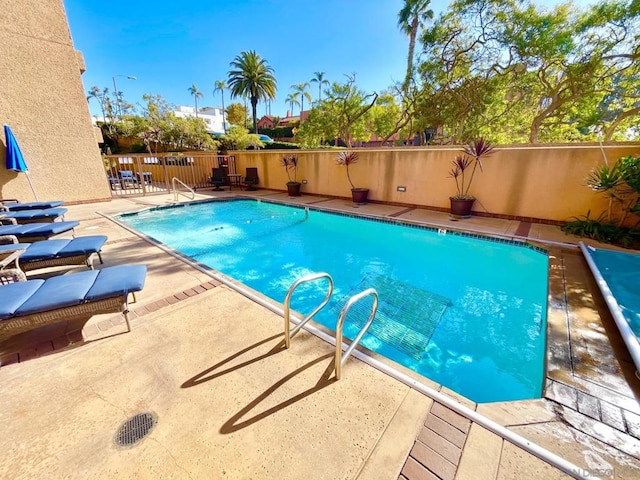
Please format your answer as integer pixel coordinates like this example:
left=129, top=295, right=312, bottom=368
left=291, top=82, right=312, bottom=114
left=225, top=102, right=248, bottom=126
left=224, top=125, right=264, bottom=150
left=188, top=84, right=204, bottom=118
left=227, top=50, right=277, bottom=133
left=296, top=74, right=378, bottom=148
left=285, top=93, right=300, bottom=116
left=397, top=0, right=433, bottom=95
left=310, top=72, right=329, bottom=104
left=214, top=80, right=228, bottom=134
left=87, top=86, right=115, bottom=133
left=416, top=0, right=640, bottom=143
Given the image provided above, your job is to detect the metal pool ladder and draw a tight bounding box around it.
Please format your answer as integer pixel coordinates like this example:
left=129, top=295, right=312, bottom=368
left=171, top=177, right=195, bottom=202
left=283, top=272, right=379, bottom=380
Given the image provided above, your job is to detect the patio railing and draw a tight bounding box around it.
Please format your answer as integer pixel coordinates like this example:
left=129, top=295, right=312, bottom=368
left=103, top=153, right=236, bottom=197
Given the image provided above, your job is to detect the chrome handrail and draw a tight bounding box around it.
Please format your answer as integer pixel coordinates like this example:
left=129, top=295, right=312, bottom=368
left=171, top=177, right=195, bottom=202
left=283, top=272, right=333, bottom=349
left=335, top=288, right=378, bottom=380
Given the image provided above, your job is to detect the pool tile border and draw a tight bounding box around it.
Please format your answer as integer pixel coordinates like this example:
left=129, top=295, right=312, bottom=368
left=118, top=197, right=548, bottom=256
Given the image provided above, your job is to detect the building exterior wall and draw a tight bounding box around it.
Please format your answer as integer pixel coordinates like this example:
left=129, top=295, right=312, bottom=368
left=233, top=143, right=640, bottom=222
left=0, top=0, right=111, bottom=203
left=175, top=105, right=227, bottom=134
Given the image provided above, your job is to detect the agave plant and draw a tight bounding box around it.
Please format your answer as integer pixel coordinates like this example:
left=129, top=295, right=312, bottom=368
left=448, top=138, right=495, bottom=199
left=336, top=151, right=360, bottom=190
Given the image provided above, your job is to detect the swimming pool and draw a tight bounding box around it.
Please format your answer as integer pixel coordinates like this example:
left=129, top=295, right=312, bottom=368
left=580, top=242, right=640, bottom=376
left=119, top=199, right=549, bottom=402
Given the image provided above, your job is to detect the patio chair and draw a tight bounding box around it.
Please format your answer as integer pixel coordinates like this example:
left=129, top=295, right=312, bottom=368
left=118, top=170, right=139, bottom=188
left=0, top=199, right=64, bottom=211
left=0, top=220, right=78, bottom=242
left=0, top=234, right=107, bottom=272
left=241, top=167, right=259, bottom=191
left=0, top=264, right=147, bottom=343
left=0, top=207, right=67, bottom=224
left=210, top=167, right=227, bottom=191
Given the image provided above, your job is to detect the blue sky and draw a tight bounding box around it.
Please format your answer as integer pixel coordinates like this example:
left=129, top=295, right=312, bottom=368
left=64, top=0, right=579, bottom=120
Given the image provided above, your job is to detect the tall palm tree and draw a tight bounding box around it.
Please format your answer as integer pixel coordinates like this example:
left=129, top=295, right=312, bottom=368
left=398, top=0, right=434, bottom=95
left=310, top=72, right=329, bottom=104
left=227, top=50, right=277, bottom=133
left=213, top=80, right=228, bottom=133
left=188, top=84, right=204, bottom=118
left=285, top=93, right=300, bottom=116
left=291, top=82, right=312, bottom=115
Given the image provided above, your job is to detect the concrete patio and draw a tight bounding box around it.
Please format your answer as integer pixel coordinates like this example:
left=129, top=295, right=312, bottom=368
left=0, top=190, right=638, bottom=479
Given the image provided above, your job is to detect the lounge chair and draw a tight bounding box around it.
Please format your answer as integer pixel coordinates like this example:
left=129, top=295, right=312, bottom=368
left=241, top=167, right=259, bottom=191
left=0, top=234, right=107, bottom=272
left=0, top=264, right=147, bottom=343
left=0, top=207, right=67, bottom=224
left=0, top=199, right=64, bottom=211
left=118, top=170, right=139, bottom=188
left=0, top=220, right=78, bottom=242
left=210, top=167, right=227, bottom=191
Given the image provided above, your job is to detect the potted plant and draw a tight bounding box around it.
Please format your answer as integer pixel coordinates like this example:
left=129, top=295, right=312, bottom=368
left=336, top=151, right=369, bottom=204
left=282, top=153, right=301, bottom=196
left=448, top=138, right=495, bottom=218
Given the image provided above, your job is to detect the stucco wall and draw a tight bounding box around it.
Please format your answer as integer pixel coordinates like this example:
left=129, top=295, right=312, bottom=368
left=0, top=0, right=110, bottom=203
left=233, top=143, right=640, bottom=222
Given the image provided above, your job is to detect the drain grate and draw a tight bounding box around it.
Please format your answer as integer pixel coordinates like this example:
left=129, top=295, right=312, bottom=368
left=114, top=412, right=157, bottom=447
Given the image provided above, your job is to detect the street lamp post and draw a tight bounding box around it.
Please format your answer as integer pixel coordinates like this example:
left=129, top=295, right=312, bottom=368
left=112, top=75, right=137, bottom=121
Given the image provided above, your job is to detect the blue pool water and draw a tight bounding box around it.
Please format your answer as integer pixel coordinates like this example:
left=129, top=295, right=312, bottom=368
left=119, top=199, right=548, bottom=403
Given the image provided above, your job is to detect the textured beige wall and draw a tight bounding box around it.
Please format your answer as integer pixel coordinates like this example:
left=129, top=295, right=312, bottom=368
left=234, top=143, right=640, bottom=222
left=0, top=0, right=110, bottom=203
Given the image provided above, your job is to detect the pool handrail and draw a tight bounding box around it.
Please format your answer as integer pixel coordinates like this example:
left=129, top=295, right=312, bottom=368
left=335, top=288, right=378, bottom=380
left=580, top=242, right=640, bottom=379
left=283, top=272, right=334, bottom=349
left=171, top=177, right=195, bottom=202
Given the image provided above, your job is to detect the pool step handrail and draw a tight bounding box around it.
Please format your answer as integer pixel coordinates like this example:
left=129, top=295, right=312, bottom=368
left=335, top=288, right=378, bottom=380
left=171, top=177, right=195, bottom=202
left=283, top=272, right=334, bottom=349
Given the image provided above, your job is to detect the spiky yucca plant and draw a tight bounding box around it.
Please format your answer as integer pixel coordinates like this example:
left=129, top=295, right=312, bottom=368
left=336, top=151, right=360, bottom=190
left=448, top=138, right=495, bottom=199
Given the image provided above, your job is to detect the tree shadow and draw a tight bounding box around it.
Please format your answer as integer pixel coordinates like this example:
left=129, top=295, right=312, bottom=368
left=181, top=333, right=285, bottom=388
left=219, top=353, right=336, bottom=434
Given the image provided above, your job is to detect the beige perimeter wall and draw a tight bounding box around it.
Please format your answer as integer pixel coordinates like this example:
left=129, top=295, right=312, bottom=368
left=234, top=143, right=640, bottom=222
left=0, top=0, right=110, bottom=203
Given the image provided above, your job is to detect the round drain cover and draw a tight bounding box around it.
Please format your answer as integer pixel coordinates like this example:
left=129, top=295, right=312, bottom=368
left=115, top=412, right=157, bottom=447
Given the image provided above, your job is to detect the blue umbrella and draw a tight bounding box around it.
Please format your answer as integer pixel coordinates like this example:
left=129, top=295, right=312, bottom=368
left=4, top=124, right=38, bottom=200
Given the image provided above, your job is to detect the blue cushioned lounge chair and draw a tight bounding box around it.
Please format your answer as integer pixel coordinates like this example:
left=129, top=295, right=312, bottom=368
left=0, top=264, right=147, bottom=342
left=0, top=220, right=78, bottom=242
left=0, top=235, right=107, bottom=272
left=0, top=199, right=64, bottom=211
left=0, top=207, right=67, bottom=224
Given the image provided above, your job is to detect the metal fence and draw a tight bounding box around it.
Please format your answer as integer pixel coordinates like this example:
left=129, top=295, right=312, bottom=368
left=103, top=153, right=236, bottom=197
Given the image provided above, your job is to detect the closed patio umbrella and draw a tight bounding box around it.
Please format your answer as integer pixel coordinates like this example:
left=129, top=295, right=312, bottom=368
left=4, top=124, right=38, bottom=201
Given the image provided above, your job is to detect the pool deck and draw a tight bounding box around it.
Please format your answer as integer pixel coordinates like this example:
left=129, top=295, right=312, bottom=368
left=1, top=189, right=639, bottom=479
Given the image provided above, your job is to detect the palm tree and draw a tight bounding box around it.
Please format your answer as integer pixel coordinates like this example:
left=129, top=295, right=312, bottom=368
left=285, top=93, right=300, bottom=116
left=214, top=80, right=228, bottom=133
left=398, top=0, right=433, bottom=95
left=227, top=50, right=277, bottom=133
left=291, top=82, right=312, bottom=115
left=188, top=84, right=204, bottom=118
left=310, top=72, right=329, bottom=104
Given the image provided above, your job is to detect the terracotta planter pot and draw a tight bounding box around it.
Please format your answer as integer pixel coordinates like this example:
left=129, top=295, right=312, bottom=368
left=351, top=188, right=369, bottom=205
left=449, top=197, right=475, bottom=218
left=286, top=182, right=301, bottom=196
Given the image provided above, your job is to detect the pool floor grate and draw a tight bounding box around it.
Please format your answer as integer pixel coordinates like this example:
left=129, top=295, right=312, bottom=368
left=331, top=274, right=451, bottom=360
left=114, top=412, right=157, bottom=448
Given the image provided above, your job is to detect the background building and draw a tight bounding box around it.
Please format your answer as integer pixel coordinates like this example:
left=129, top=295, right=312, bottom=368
left=174, top=106, right=228, bottom=134
left=0, top=0, right=110, bottom=203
